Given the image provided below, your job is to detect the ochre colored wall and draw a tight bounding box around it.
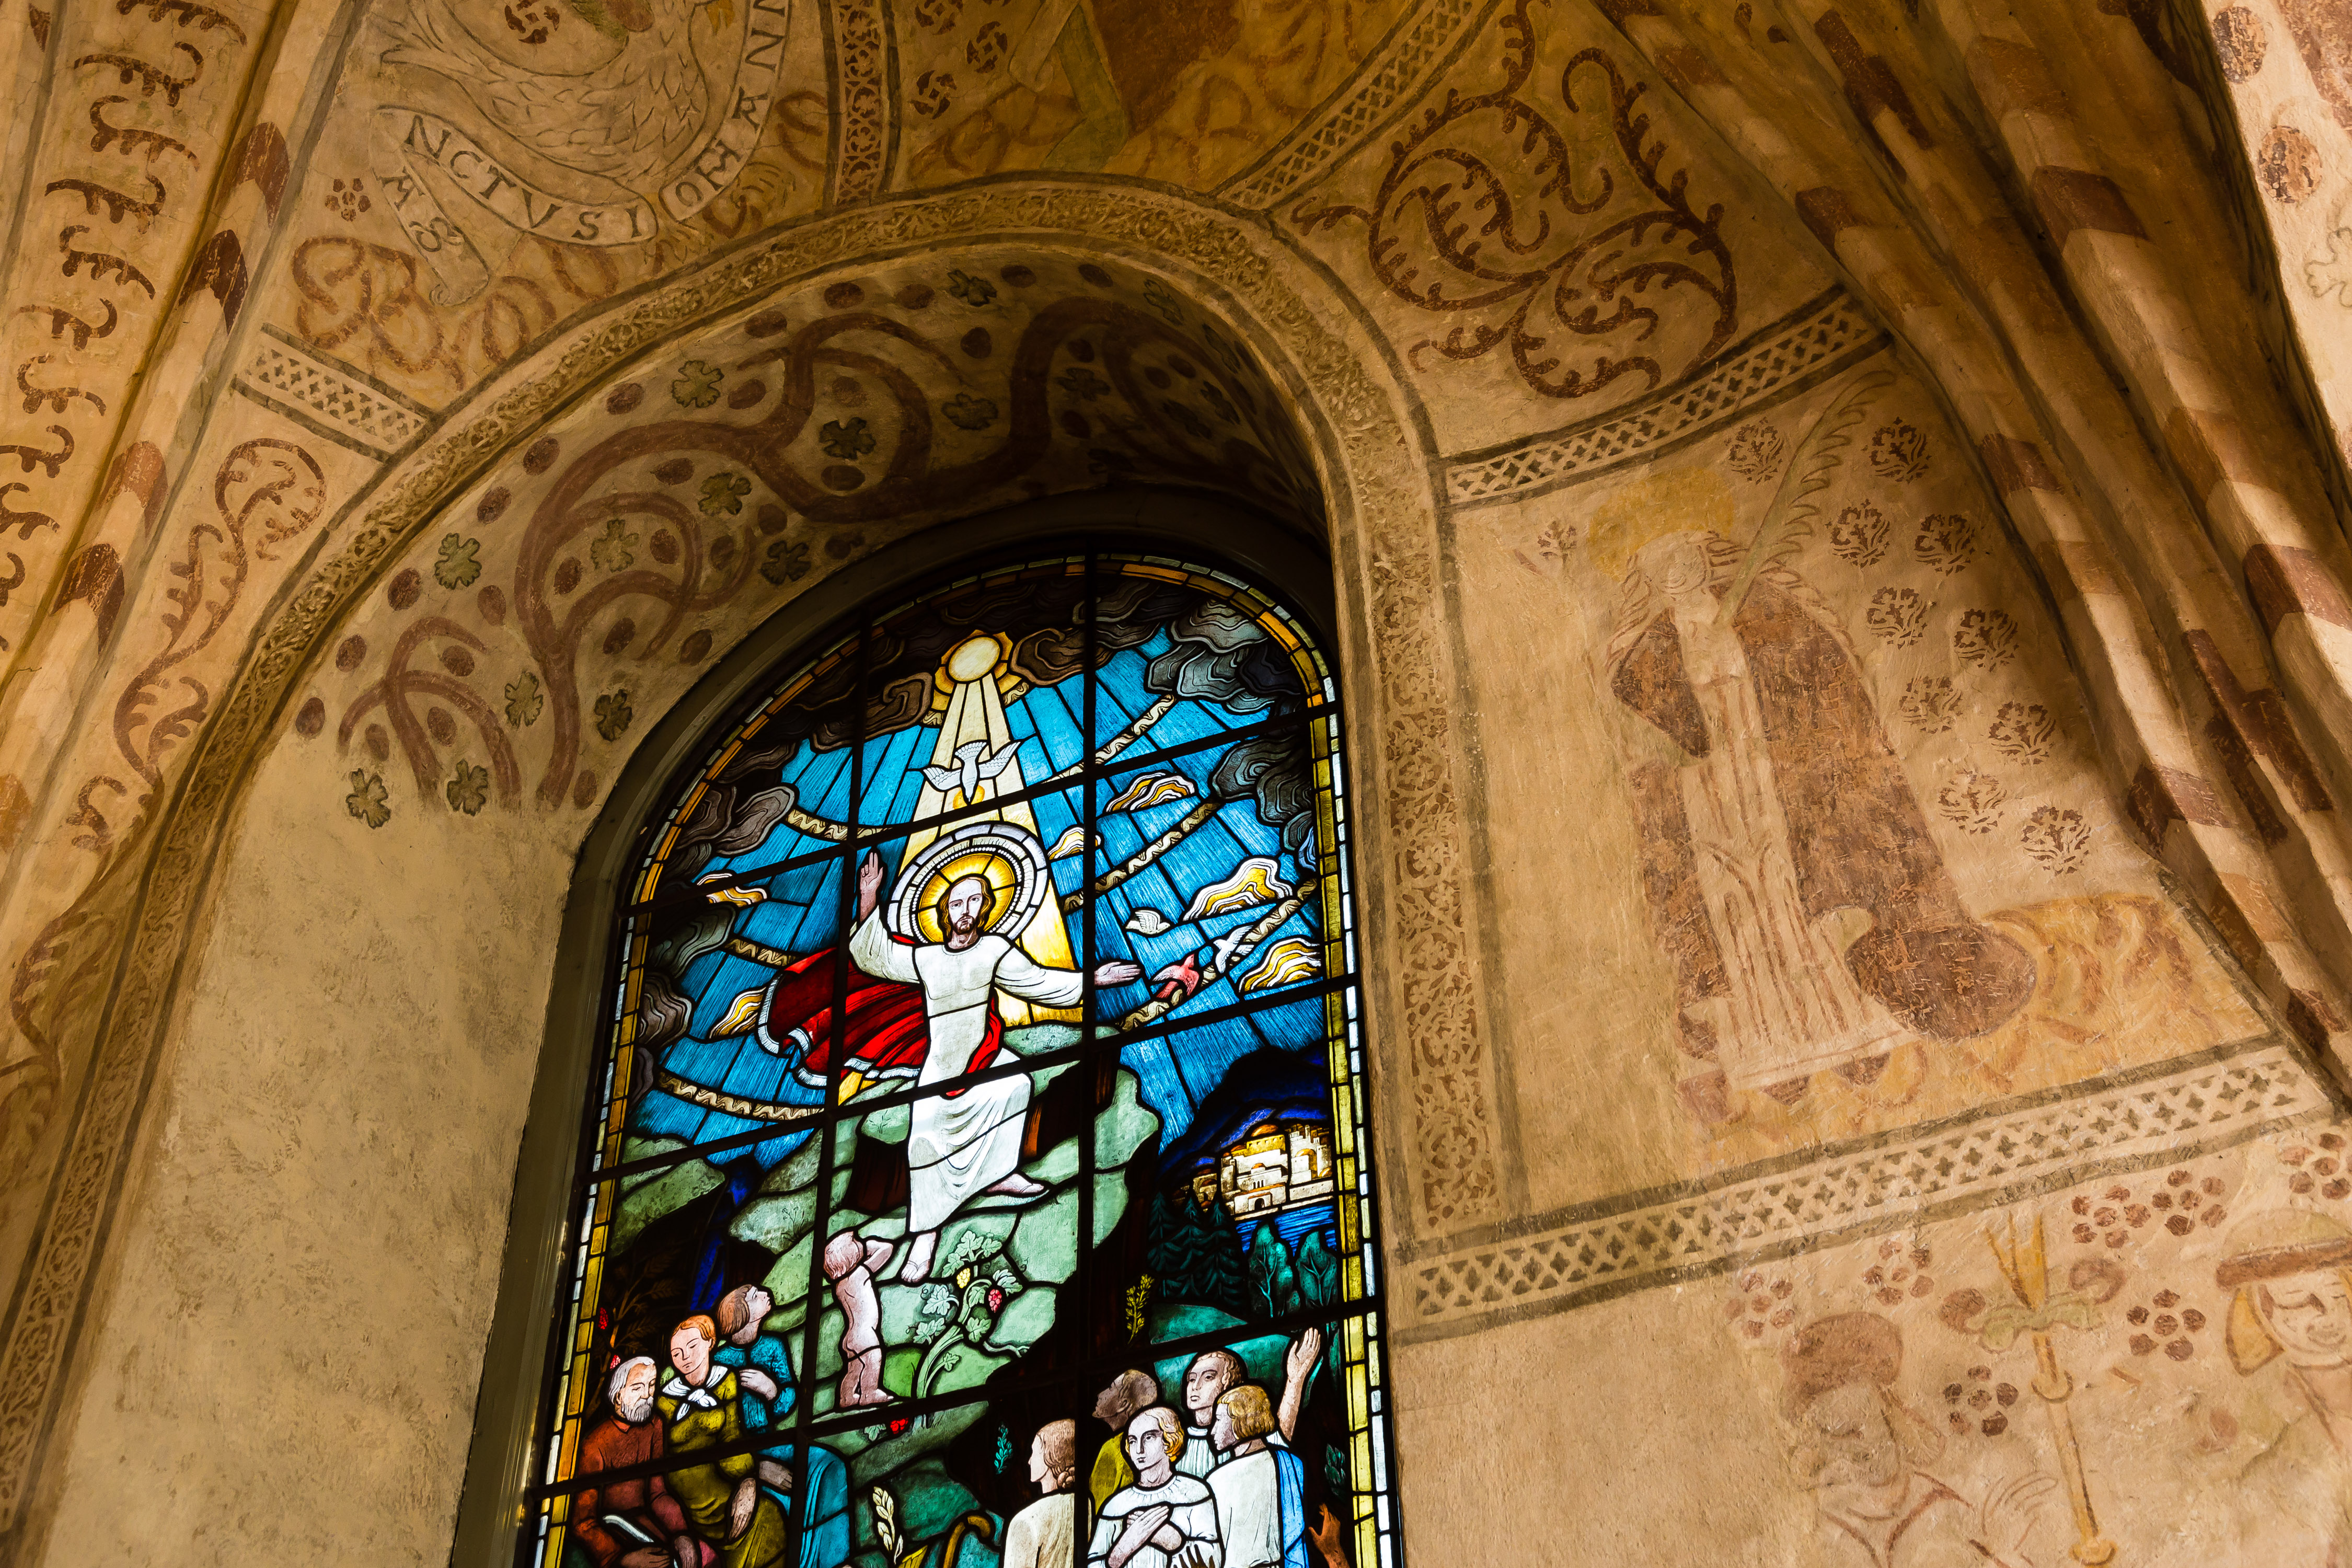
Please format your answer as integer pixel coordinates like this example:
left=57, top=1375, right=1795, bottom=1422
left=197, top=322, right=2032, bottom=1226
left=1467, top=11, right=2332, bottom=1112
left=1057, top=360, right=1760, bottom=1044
left=6, top=0, right=2352, bottom=1561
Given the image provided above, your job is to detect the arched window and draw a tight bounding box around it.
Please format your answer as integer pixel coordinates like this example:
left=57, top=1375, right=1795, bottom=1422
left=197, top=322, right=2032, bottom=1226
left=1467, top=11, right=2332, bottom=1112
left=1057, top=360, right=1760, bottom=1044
left=517, top=547, right=1398, bottom=1568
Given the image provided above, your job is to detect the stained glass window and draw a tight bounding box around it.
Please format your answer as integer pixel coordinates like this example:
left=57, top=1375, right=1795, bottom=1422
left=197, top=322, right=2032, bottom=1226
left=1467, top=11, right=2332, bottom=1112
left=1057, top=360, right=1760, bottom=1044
left=522, top=550, right=1397, bottom=1568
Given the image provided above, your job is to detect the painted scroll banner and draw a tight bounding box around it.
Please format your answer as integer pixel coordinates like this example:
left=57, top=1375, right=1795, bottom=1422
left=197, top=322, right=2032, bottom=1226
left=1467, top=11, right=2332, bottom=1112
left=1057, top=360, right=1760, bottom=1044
left=369, top=0, right=788, bottom=302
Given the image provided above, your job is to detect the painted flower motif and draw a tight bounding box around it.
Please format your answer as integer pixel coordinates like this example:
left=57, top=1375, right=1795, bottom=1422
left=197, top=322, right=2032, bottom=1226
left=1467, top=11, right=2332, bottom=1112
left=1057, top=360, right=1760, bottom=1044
left=1936, top=769, right=2005, bottom=835
left=1869, top=419, right=1930, bottom=481
left=1861, top=1237, right=1936, bottom=1308
left=1163, top=400, right=1213, bottom=441
left=819, top=418, right=875, bottom=460
left=1914, top=513, right=1977, bottom=575
left=2123, top=1288, right=2209, bottom=1361
left=435, top=532, right=482, bottom=589
left=344, top=769, right=390, bottom=828
left=942, top=393, right=998, bottom=431
left=946, top=269, right=997, bottom=307
left=912, top=0, right=959, bottom=29
left=1726, top=1269, right=1798, bottom=1341
left=594, top=689, right=634, bottom=743
left=324, top=177, right=371, bottom=220
left=446, top=761, right=489, bottom=815
left=965, top=19, right=1008, bottom=71
left=1988, top=701, right=2055, bottom=764
left=502, top=0, right=561, bottom=41
left=590, top=518, right=638, bottom=573
left=2021, top=805, right=2091, bottom=873
left=1202, top=382, right=1240, bottom=423
left=505, top=672, right=544, bottom=728
left=760, top=539, right=811, bottom=586
left=1829, top=501, right=1889, bottom=567
left=1057, top=366, right=1111, bottom=401
left=1898, top=676, right=1959, bottom=734
left=1725, top=420, right=1786, bottom=481
left=672, top=360, right=724, bottom=409
left=699, top=471, right=751, bottom=516
left=2279, top=1133, right=2351, bottom=1199
left=1865, top=586, right=1930, bottom=647
left=1954, top=608, right=2020, bottom=670
left=1143, top=279, right=1184, bottom=324
left=1940, top=1366, right=2019, bottom=1437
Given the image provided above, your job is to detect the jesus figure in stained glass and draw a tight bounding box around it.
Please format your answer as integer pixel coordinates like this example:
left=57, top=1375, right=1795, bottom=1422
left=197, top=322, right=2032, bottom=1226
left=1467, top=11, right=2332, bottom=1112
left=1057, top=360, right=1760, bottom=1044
left=846, top=845, right=1140, bottom=1283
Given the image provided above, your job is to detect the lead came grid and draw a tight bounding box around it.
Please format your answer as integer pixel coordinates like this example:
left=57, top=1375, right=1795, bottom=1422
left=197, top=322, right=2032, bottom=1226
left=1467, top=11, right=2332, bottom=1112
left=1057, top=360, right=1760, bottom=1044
left=522, top=552, right=1403, bottom=1568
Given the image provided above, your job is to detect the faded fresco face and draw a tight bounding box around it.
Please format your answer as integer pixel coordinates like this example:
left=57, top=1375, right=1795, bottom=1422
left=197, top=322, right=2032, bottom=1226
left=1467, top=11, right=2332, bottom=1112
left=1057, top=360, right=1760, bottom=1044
left=1794, top=1382, right=1902, bottom=1492
left=2258, top=1271, right=2352, bottom=1366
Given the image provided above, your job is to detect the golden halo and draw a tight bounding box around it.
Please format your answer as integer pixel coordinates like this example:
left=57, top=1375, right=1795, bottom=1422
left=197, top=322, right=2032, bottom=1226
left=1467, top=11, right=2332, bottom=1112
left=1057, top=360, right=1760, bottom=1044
left=889, top=821, right=1049, bottom=942
left=1583, top=467, right=1736, bottom=578
left=913, top=851, right=1019, bottom=943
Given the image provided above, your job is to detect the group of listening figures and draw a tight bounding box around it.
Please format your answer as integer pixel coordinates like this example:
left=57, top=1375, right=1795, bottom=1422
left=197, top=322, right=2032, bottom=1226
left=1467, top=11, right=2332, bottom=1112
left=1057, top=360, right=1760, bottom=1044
left=566, top=1290, right=1331, bottom=1568
left=1006, top=1334, right=1327, bottom=1568
left=569, top=1284, right=853, bottom=1568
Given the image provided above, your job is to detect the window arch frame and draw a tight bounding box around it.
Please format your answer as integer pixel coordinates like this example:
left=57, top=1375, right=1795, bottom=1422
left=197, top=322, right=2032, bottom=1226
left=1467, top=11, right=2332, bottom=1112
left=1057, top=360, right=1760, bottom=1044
left=453, top=487, right=1396, bottom=1567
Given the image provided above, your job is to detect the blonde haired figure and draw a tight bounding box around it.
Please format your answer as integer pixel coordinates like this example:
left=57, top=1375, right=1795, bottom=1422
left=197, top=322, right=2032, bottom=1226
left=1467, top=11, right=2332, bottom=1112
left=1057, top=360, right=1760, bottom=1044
left=1208, top=1385, right=1308, bottom=1568
left=1089, top=1407, right=1221, bottom=1568
left=2217, top=1209, right=2352, bottom=1557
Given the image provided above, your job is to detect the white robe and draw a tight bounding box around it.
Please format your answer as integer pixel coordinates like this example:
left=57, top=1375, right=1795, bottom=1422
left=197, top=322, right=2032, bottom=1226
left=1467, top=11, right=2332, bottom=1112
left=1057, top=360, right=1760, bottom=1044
left=1664, top=601, right=1907, bottom=1088
left=1208, top=1450, right=1283, bottom=1568
left=1177, top=1426, right=1222, bottom=1480
left=849, top=912, right=1083, bottom=1232
left=1003, top=1492, right=1076, bottom=1568
left=1088, top=1475, right=1222, bottom=1568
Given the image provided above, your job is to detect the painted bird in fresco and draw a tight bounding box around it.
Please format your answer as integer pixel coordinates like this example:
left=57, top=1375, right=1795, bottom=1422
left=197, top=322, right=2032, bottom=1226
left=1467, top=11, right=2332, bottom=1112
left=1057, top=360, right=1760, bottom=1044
left=920, top=740, right=1022, bottom=806
left=380, top=0, right=742, bottom=193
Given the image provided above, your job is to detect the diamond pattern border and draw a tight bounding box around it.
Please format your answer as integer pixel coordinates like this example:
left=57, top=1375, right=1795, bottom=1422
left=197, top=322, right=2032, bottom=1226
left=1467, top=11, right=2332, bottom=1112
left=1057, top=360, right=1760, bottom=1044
left=1442, top=290, right=1885, bottom=506
left=235, top=330, right=429, bottom=459
left=1403, top=1042, right=2328, bottom=1336
left=1220, top=0, right=1484, bottom=210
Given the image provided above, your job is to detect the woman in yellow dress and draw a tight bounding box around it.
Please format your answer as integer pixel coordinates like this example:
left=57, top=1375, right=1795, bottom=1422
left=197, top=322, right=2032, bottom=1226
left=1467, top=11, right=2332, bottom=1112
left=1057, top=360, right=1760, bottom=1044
left=660, top=1316, right=790, bottom=1568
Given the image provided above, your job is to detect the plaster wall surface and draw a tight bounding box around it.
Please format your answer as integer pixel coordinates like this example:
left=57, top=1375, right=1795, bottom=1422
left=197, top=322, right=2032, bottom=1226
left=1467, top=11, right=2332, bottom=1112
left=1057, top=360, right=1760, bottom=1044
left=4, top=0, right=2352, bottom=1561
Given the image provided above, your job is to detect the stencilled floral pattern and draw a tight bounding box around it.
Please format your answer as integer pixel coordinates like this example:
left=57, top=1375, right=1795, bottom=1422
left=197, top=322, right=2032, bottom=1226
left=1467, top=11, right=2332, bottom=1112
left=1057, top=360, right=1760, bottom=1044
left=1988, top=702, right=2055, bottom=764
left=1899, top=676, right=1959, bottom=733
left=1936, top=769, right=2006, bottom=835
left=1955, top=608, right=2020, bottom=670
left=1914, top=513, right=1977, bottom=575
left=2021, top=805, right=2092, bottom=873
left=1829, top=500, right=1890, bottom=566
left=1869, top=418, right=1929, bottom=480
left=1866, top=585, right=1930, bottom=646
left=1726, top=420, right=1785, bottom=481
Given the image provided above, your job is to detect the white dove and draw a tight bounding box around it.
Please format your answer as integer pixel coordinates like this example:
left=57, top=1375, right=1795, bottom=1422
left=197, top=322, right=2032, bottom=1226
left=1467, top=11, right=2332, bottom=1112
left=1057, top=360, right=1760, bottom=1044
left=921, top=740, right=1022, bottom=805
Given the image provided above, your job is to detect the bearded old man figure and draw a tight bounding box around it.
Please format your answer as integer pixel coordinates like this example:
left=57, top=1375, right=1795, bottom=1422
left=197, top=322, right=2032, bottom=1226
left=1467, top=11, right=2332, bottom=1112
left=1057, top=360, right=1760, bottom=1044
left=571, top=1356, right=709, bottom=1568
